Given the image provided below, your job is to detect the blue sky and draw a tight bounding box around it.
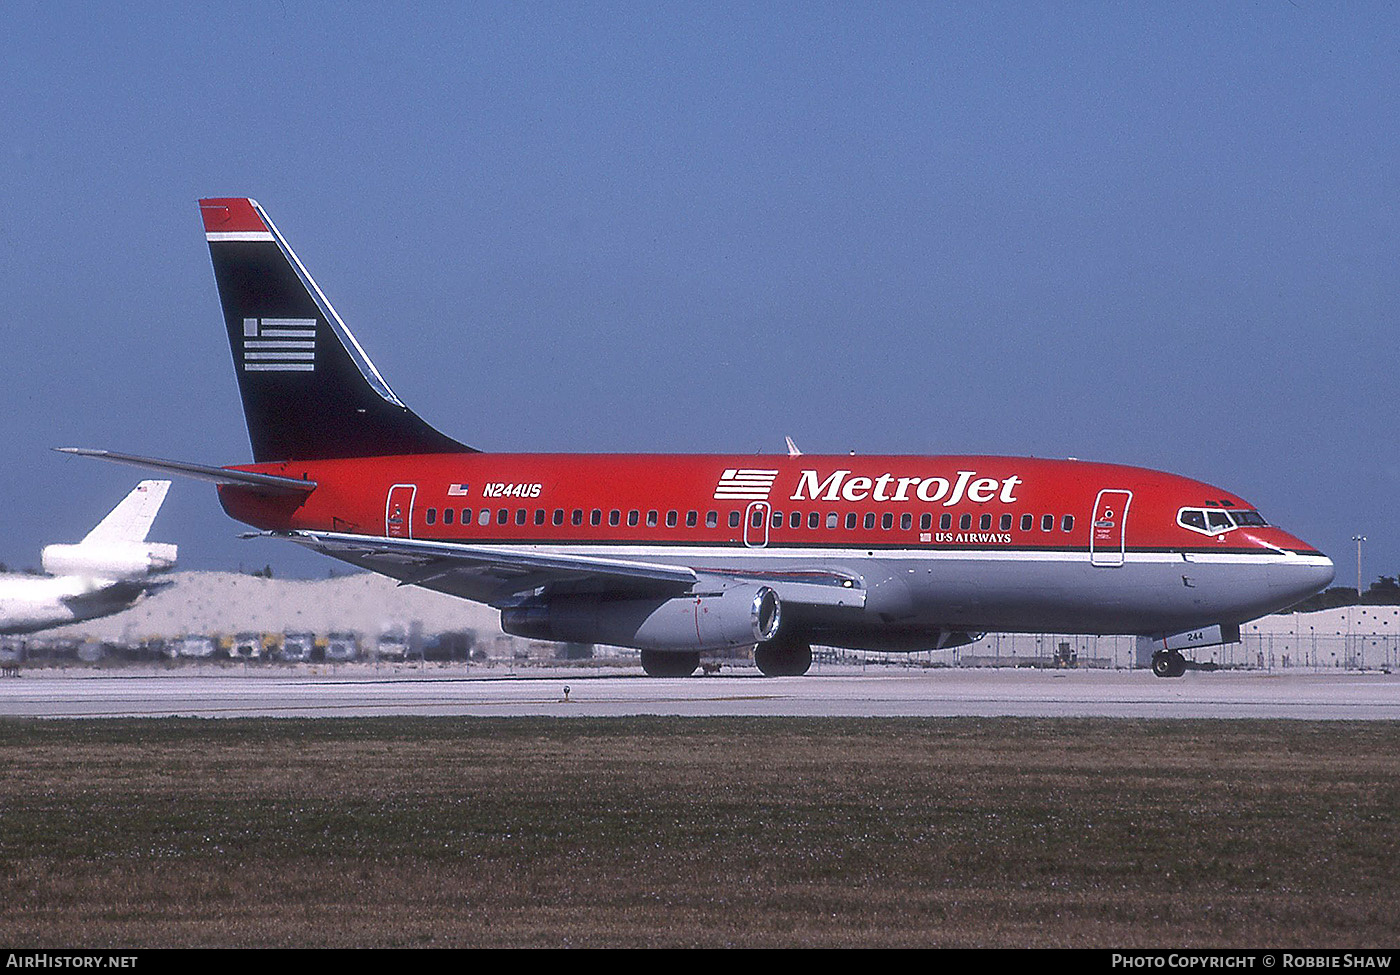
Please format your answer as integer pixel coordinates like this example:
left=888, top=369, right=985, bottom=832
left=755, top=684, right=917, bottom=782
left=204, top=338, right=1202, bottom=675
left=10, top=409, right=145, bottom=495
left=1, top=2, right=1395, bottom=585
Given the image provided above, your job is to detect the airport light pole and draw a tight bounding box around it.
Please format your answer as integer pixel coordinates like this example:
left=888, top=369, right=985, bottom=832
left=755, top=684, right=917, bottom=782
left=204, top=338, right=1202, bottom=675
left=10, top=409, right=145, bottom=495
left=1353, top=535, right=1367, bottom=599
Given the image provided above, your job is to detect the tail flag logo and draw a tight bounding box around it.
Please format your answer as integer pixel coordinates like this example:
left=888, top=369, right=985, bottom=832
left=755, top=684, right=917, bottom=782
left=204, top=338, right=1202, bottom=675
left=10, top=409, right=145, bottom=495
left=242, top=318, right=317, bottom=372
left=714, top=469, right=779, bottom=501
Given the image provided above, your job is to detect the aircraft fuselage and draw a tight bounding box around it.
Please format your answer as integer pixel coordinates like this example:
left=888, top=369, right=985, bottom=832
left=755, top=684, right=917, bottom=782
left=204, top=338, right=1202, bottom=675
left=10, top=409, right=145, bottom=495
left=217, top=452, right=1333, bottom=646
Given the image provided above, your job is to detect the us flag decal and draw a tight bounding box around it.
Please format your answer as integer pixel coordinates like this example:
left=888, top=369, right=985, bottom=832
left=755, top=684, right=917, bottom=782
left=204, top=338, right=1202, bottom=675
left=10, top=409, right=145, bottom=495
left=242, top=318, right=317, bottom=372
left=714, top=469, right=779, bottom=501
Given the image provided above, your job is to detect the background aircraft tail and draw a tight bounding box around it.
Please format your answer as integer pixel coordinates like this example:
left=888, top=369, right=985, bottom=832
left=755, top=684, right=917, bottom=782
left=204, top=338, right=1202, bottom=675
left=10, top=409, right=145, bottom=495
left=199, top=198, right=474, bottom=463
left=82, top=479, right=169, bottom=544
left=42, top=481, right=178, bottom=580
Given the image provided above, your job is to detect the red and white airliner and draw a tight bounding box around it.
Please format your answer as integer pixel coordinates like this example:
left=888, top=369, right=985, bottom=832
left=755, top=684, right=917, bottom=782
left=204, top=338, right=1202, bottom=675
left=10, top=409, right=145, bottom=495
left=61, top=198, right=1334, bottom=677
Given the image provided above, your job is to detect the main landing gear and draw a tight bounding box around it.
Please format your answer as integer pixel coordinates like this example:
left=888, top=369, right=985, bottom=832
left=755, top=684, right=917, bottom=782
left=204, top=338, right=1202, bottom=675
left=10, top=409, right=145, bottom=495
left=640, top=650, right=700, bottom=677
left=1151, top=649, right=1188, bottom=679
left=754, top=638, right=812, bottom=677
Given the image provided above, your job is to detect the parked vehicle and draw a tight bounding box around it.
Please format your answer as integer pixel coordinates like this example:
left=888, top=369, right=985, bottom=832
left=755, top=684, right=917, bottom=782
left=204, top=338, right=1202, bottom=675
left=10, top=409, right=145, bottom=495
left=278, top=631, right=316, bottom=662
left=324, top=631, right=360, bottom=662
left=376, top=627, right=408, bottom=661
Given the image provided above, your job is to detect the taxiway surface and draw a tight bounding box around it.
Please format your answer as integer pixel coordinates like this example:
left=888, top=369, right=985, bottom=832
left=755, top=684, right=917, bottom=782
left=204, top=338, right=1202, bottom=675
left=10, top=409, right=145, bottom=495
left=1, top=666, right=1396, bottom=719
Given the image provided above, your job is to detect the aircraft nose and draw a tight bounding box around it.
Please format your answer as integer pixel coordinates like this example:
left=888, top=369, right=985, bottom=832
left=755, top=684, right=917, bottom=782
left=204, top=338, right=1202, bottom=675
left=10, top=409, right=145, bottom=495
left=1271, top=554, right=1334, bottom=605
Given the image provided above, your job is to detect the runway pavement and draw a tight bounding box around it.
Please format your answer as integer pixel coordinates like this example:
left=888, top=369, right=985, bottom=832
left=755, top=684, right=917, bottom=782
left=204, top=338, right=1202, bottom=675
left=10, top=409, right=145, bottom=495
left=1, top=665, right=1397, bottom=719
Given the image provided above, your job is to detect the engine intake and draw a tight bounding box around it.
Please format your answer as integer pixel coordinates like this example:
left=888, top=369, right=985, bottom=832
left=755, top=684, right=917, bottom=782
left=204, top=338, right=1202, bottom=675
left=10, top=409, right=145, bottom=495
left=502, top=586, right=781, bottom=652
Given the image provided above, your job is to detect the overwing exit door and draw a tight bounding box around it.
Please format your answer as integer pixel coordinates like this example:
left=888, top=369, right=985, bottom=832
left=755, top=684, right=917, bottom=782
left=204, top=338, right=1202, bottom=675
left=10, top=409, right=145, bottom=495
left=1090, top=489, right=1132, bottom=567
left=386, top=484, right=416, bottom=539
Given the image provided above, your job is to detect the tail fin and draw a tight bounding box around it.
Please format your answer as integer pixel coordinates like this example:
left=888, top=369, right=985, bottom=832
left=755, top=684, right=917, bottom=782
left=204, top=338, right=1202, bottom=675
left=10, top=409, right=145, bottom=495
left=199, top=198, right=475, bottom=462
left=42, top=481, right=178, bottom=579
left=82, top=479, right=171, bottom=544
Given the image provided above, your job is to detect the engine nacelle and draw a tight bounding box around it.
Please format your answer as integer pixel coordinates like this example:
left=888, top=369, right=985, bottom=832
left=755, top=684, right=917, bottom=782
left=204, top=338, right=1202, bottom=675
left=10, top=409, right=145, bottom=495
left=41, top=541, right=178, bottom=580
left=502, top=586, right=781, bottom=651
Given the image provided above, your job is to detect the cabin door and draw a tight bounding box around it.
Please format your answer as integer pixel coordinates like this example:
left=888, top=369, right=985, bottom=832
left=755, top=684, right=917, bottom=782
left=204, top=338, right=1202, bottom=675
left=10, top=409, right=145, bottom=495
left=1090, top=489, right=1132, bottom=567
left=386, top=484, right=416, bottom=539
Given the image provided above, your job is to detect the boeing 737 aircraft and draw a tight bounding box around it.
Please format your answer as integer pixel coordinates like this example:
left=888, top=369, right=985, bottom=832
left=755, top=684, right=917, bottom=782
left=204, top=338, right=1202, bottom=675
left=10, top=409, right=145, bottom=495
left=0, top=481, right=177, bottom=634
left=61, top=198, right=1334, bottom=677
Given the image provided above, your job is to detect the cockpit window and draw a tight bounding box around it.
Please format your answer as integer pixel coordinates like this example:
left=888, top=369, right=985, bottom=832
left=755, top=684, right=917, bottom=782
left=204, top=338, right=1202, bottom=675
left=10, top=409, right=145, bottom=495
left=1177, top=506, right=1269, bottom=536
left=1206, top=510, right=1233, bottom=531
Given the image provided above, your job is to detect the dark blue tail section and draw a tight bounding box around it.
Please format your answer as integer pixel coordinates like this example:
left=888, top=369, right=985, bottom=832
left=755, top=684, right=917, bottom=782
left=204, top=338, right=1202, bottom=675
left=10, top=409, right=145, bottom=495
left=199, top=198, right=475, bottom=463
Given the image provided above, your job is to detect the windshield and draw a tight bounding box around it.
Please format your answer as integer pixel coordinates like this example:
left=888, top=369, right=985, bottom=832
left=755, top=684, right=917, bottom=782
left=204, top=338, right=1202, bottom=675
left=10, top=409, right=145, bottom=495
left=1177, top=507, right=1269, bottom=536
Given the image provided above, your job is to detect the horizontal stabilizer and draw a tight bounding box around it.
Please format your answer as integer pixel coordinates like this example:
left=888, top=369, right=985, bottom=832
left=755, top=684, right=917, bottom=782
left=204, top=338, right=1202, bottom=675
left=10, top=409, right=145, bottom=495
left=55, top=448, right=316, bottom=495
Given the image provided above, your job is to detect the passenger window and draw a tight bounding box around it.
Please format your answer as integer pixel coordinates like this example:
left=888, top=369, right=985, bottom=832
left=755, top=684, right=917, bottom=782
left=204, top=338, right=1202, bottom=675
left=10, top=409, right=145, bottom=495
left=535, top=509, right=546, bottom=525
left=707, top=511, right=719, bottom=528
left=516, top=509, right=527, bottom=525
left=1000, top=514, right=1012, bottom=531
left=667, top=510, right=678, bottom=528
left=827, top=512, right=838, bottom=529
left=809, top=511, right=820, bottom=529
left=553, top=509, right=565, bottom=526
left=959, top=514, right=971, bottom=530
left=479, top=509, right=490, bottom=526
left=1041, top=514, right=1054, bottom=532
left=920, top=513, right=932, bottom=531
left=730, top=511, right=741, bottom=528
left=979, top=514, right=991, bottom=531
left=687, top=511, right=698, bottom=527
left=590, top=509, right=602, bottom=526
left=497, top=508, right=509, bottom=525
left=629, top=510, right=640, bottom=527
left=790, top=511, right=801, bottom=529
left=940, top=513, right=951, bottom=531
left=1021, top=514, right=1033, bottom=531
left=1062, top=515, right=1074, bottom=532
left=571, top=509, right=583, bottom=526
left=882, top=513, right=893, bottom=530
left=647, top=510, right=658, bottom=527
left=901, top=513, right=912, bottom=530
left=426, top=508, right=437, bottom=526
left=461, top=509, right=470, bottom=524
left=609, top=510, right=621, bottom=526
left=770, top=510, right=782, bottom=529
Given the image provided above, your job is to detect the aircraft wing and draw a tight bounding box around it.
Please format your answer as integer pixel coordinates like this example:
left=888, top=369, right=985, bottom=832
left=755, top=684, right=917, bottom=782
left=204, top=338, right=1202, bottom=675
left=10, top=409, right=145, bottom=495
left=257, top=529, right=865, bottom=610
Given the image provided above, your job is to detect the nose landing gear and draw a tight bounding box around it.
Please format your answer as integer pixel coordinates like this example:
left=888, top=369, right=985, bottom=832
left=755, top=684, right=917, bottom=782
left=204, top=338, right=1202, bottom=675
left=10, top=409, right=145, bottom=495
left=1151, top=649, right=1187, bottom=678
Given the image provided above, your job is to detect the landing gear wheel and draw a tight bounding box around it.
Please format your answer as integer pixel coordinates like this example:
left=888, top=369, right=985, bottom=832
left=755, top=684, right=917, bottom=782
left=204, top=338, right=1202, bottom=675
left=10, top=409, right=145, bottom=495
left=754, top=639, right=813, bottom=677
left=640, top=650, right=699, bottom=677
left=1151, top=649, right=1187, bottom=678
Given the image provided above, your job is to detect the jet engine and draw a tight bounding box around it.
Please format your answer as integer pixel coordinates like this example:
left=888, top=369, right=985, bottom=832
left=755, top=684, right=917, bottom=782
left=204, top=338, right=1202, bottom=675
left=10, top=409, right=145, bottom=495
left=501, top=586, right=781, bottom=651
left=41, top=541, right=178, bottom=580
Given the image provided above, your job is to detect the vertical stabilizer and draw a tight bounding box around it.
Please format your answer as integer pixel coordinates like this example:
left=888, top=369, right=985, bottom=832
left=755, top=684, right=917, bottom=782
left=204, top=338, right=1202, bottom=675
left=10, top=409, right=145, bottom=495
left=199, top=198, right=475, bottom=462
left=82, top=480, right=171, bottom=544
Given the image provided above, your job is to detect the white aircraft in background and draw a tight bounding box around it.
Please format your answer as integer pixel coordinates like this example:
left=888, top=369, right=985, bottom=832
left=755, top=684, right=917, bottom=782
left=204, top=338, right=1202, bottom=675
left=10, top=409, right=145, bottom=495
left=0, top=480, right=177, bottom=634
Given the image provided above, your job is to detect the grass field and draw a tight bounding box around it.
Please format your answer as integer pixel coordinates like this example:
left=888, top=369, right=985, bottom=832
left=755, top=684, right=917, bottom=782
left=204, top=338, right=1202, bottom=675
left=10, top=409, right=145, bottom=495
left=1, top=717, right=1398, bottom=948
